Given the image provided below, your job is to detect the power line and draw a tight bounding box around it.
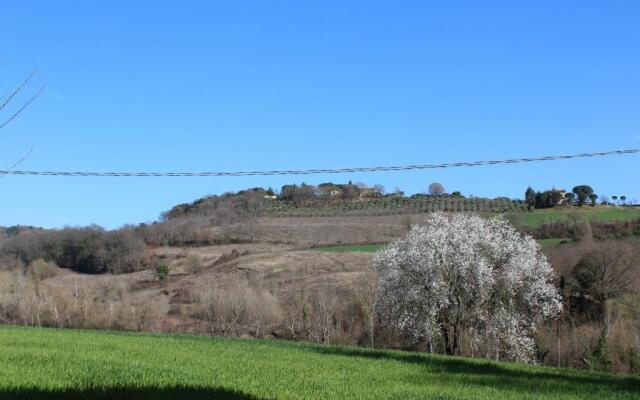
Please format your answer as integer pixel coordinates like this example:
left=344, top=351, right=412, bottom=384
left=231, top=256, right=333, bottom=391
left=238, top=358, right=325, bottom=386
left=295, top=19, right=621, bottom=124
left=1, top=148, right=638, bottom=177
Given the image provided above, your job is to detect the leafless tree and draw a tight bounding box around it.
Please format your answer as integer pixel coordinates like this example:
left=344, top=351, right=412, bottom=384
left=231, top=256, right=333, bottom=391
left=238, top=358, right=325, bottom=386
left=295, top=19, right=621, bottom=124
left=373, top=184, right=386, bottom=196
left=428, top=182, right=445, bottom=196
left=307, top=288, right=339, bottom=344
left=193, top=280, right=281, bottom=337
left=569, top=241, right=639, bottom=306
left=357, top=269, right=379, bottom=348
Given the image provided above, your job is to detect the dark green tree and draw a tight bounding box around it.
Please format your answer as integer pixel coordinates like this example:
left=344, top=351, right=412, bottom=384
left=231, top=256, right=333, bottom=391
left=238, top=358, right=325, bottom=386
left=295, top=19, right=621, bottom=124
left=525, top=187, right=536, bottom=210
left=535, top=191, right=550, bottom=209
left=549, top=189, right=564, bottom=207
left=564, top=192, right=576, bottom=204
left=572, top=185, right=594, bottom=206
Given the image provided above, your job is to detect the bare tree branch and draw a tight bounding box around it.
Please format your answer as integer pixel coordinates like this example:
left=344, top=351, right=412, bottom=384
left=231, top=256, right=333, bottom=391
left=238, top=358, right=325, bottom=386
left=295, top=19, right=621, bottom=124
left=0, top=68, right=39, bottom=112
left=0, top=146, right=34, bottom=178
left=0, top=82, right=47, bottom=130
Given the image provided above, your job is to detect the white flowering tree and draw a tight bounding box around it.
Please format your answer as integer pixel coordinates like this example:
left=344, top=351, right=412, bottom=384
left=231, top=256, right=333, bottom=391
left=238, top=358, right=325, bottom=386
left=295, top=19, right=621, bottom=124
left=373, top=212, right=562, bottom=362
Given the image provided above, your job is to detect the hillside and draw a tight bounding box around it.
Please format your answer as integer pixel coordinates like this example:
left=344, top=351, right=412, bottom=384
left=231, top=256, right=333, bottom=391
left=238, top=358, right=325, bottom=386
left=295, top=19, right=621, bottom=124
left=1, top=326, right=638, bottom=400
left=2, top=191, right=640, bottom=374
left=151, top=185, right=640, bottom=247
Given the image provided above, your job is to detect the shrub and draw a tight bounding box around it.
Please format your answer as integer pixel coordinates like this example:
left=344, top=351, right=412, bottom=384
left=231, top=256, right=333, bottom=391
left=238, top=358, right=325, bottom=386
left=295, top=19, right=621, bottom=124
left=155, top=263, right=170, bottom=281
left=184, top=254, right=204, bottom=274
left=27, top=259, right=60, bottom=281
left=194, top=280, right=282, bottom=337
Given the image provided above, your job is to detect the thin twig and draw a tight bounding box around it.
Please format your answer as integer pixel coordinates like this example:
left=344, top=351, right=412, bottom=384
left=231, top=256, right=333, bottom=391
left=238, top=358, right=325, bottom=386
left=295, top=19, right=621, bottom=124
left=0, top=68, right=38, bottom=112
left=0, top=146, right=34, bottom=178
left=0, top=83, right=48, bottom=129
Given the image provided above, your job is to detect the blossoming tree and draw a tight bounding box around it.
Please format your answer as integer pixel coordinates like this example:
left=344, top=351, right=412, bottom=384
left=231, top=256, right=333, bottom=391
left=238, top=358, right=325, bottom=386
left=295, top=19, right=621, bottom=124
left=373, top=212, right=562, bottom=362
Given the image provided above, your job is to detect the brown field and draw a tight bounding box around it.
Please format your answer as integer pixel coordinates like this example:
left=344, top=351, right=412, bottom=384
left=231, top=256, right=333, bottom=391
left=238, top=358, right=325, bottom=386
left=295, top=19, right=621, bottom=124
left=34, top=242, right=374, bottom=340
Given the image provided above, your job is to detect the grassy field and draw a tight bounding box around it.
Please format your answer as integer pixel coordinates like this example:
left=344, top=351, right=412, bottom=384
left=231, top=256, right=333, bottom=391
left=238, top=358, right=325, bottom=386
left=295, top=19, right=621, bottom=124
left=521, top=206, right=640, bottom=228
left=1, top=326, right=638, bottom=400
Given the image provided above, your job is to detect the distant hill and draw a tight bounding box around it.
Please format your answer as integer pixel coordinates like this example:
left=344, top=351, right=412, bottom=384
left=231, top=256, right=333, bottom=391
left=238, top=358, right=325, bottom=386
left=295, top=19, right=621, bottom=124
left=162, top=184, right=527, bottom=221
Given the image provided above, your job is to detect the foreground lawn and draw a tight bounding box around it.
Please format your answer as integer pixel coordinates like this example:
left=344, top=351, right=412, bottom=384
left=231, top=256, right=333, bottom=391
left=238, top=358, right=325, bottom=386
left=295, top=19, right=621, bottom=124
left=1, top=327, right=638, bottom=399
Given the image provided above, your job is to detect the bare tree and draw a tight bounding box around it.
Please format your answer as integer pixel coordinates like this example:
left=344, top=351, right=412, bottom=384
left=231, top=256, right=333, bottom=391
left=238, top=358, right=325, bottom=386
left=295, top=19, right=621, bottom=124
left=373, top=184, right=386, bottom=196
left=569, top=242, right=639, bottom=306
left=357, top=269, right=378, bottom=348
left=428, top=182, right=445, bottom=196
left=307, top=288, right=339, bottom=344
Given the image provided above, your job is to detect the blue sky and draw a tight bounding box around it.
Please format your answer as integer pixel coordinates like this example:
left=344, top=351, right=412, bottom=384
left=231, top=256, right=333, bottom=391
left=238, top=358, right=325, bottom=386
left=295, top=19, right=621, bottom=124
left=1, top=1, right=639, bottom=229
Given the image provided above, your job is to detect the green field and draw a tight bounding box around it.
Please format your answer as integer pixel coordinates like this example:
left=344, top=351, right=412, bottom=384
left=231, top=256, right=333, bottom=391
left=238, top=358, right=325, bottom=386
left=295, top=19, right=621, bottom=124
left=1, top=326, right=638, bottom=400
left=520, top=206, right=640, bottom=228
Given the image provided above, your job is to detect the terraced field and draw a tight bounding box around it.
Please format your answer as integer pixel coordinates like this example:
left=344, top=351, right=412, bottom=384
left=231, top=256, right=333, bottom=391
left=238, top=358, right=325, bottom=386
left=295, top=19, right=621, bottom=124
left=265, top=197, right=527, bottom=217
left=264, top=199, right=640, bottom=230
left=0, top=326, right=638, bottom=400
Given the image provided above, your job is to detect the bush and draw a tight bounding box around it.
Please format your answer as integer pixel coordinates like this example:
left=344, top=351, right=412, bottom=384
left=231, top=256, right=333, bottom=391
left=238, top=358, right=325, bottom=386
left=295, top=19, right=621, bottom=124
left=155, top=263, right=170, bottom=281
left=194, top=280, right=282, bottom=337
left=184, top=254, right=204, bottom=274
left=27, top=259, right=60, bottom=281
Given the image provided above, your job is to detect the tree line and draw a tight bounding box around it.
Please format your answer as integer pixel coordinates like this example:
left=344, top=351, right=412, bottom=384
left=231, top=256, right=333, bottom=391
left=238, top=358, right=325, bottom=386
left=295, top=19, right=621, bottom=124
left=525, top=185, right=634, bottom=210
left=525, top=185, right=598, bottom=209
left=0, top=227, right=151, bottom=274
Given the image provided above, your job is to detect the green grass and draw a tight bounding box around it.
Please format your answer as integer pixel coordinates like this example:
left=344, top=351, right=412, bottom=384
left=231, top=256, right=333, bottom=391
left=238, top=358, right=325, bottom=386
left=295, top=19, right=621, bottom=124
left=520, top=206, right=640, bottom=228
left=313, top=244, right=385, bottom=253
left=1, top=326, right=638, bottom=400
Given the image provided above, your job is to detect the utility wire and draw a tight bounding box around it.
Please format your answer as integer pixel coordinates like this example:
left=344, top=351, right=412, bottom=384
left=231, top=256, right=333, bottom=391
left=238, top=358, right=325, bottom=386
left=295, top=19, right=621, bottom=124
left=1, top=148, right=638, bottom=177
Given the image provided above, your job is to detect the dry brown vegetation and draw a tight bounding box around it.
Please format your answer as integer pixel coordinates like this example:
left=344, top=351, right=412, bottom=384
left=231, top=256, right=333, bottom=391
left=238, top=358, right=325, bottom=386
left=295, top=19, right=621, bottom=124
left=136, top=214, right=415, bottom=247
left=1, top=213, right=639, bottom=374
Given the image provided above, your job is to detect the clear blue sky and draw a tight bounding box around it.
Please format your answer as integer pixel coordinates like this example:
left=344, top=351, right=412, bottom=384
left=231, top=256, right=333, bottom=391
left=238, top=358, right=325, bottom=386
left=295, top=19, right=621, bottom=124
left=1, top=1, right=639, bottom=229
